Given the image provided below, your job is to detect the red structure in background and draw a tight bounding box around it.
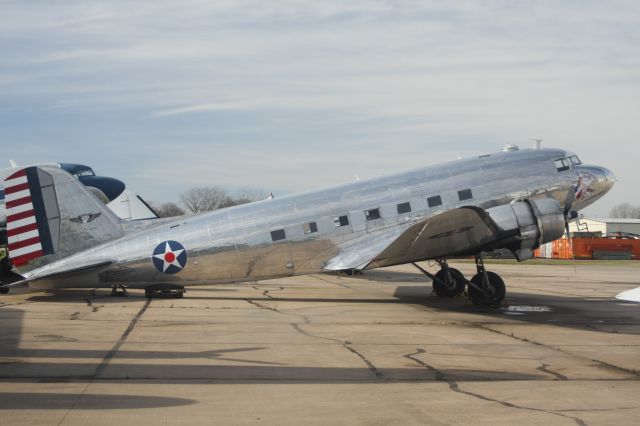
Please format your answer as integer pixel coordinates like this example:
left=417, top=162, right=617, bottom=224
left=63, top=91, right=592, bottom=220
left=535, top=238, right=640, bottom=260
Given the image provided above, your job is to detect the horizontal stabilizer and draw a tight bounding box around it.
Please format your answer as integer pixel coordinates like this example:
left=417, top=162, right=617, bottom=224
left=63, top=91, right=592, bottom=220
left=0, top=259, right=114, bottom=289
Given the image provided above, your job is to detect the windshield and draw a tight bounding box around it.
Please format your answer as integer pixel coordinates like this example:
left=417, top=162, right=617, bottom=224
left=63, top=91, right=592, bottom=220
left=75, top=169, right=95, bottom=177
left=555, top=155, right=582, bottom=172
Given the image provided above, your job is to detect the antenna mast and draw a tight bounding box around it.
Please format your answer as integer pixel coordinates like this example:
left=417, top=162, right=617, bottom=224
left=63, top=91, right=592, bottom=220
left=531, top=138, right=543, bottom=150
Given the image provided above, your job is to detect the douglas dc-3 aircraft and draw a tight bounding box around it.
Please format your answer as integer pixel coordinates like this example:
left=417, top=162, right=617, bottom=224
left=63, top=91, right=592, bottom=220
left=0, top=145, right=614, bottom=306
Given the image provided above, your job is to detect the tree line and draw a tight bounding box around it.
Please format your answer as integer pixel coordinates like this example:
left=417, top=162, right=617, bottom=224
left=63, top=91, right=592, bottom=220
left=609, top=203, right=640, bottom=219
left=152, top=186, right=266, bottom=218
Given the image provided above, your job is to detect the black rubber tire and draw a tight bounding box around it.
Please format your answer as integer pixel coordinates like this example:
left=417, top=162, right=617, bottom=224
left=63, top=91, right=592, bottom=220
left=468, top=271, right=506, bottom=306
left=433, top=268, right=466, bottom=297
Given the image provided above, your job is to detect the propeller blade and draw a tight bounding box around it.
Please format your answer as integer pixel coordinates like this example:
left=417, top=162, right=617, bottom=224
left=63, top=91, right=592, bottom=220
left=564, top=185, right=575, bottom=216
left=564, top=204, right=577, bottom=275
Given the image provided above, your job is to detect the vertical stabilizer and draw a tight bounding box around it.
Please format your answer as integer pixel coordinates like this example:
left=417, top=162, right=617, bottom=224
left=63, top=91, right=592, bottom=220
left=4, top=166, right=124, bottom=271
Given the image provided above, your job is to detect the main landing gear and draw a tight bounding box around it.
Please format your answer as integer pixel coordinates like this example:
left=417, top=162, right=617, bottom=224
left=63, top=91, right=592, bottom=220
left=467, top=256, right=506, bottom=306
left=413, top=255, right=506, bottom=307
left=110, top=284, right=128, bottom=297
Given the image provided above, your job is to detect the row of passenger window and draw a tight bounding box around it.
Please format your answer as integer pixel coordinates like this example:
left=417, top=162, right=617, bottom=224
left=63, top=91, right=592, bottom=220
left=270, top=188, right=474, bottom=242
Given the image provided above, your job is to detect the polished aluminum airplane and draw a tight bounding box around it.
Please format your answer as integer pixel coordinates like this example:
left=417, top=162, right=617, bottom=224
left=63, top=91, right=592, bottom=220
left=1, top=145, right=614, bottom=305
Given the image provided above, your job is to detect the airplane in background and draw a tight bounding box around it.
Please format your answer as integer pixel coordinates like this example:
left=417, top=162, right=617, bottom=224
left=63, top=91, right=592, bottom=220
left=55, top=164, right=158, bottom=222
left=0, top=145, right=614, bottom=305
left=616, top=287, right=640, bottom=303
left=0, top=162, right=158, bottom=226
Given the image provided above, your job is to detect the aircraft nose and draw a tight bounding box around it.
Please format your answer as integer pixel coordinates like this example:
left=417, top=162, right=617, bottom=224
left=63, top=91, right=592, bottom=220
left=573, top=165, right=615, bottom=209
left=601, top=167, right=616, bottom=185
left=592, top=166, right=616, bottom=191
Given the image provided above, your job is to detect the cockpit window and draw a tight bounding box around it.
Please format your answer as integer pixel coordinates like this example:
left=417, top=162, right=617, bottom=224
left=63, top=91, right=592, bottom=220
left=569, top=155, right=582, bottom=165
left=555, top=158, right=571, bottom=172
left=75, top=169, right=95, bottom=177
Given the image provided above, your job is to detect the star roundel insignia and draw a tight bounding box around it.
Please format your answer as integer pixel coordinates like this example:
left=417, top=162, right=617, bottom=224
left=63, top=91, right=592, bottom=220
left=152, top=240, right=188, bottom=274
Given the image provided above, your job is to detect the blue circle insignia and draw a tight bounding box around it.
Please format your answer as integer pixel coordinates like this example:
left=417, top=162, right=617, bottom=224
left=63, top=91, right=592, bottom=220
left=152, top=240, right=188, bottom=274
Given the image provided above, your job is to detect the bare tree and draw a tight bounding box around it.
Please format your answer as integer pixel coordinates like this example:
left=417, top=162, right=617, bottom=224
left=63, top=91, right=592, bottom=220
left=154, top=202, right=185, bottom=218
left=234, top=187, right=267, bottom=202
left=609, top=203, right=640, bottom=219
left=180, top=186, right=229, bottom=213
left=219, top=196, right=250, bottom=208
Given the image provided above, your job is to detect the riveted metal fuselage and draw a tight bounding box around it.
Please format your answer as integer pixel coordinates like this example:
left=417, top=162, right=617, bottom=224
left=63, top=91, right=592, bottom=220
left=24, top=148, right=614, bottom=289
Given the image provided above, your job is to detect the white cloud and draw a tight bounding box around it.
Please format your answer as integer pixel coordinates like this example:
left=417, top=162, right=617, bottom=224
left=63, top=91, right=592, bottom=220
left=1, top=1, right=639, bottom=215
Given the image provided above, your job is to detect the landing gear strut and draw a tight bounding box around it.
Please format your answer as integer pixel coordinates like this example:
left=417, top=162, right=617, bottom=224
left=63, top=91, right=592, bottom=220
left=413, top=255, right=507, bottom=307
left=110, top=284, right=128, bottom=297
left=467, top=255, right=506, bottom=306
left=413, top=260, right=465, bottom=298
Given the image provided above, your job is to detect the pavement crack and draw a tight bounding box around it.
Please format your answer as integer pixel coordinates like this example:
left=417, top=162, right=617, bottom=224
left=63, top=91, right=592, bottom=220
left=56, top=381, right=91, bottom=426
left=343, top=343, right=383, bottom=378
left=403, top=348, right=446, bottom=381
left=476, top=323, right=640, bottom=378
left=245, top=299, right=279, bottom=313
left=252, top=286, right=284, bottom=299
left=245, top=299, right=310, bottom=323
left=309, top=274, right=351, bottom=288
left=290, top=323, right=341, bottom=343
left=84, top=298, right=99, bottom=313
left=291, top=323, right=383, bottom=379
left=537, top=362, right=568, bottom=380
left=93, top=299, right=151, bottom=378
left=403, top=348, right=587, bottom=426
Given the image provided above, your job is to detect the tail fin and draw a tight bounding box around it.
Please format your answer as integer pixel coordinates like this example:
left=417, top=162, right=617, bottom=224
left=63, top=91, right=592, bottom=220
left=4, top=166, right=124, bottom=271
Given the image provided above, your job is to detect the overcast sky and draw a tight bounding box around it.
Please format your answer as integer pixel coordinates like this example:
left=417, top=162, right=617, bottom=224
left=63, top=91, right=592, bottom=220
left=1, top=1, right=638, bottom=216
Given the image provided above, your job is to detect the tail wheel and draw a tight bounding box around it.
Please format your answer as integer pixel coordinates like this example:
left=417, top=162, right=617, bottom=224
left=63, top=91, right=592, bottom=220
left=144, top=284, right=185, bottom=299
left=433, top=268, right=466, bottom=297
left=468, top=271, right=506, bottom=306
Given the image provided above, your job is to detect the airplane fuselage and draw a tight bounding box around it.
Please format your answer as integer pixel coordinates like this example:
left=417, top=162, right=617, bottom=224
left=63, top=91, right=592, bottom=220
left=22, top=147, right=614, bottom=290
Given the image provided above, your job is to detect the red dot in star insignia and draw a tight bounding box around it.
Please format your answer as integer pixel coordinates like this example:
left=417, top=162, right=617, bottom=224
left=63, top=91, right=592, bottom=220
left=164, top=252, right=176, bottom=263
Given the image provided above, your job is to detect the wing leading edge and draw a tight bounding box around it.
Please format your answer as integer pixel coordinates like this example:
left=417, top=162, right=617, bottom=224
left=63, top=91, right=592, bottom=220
left=365, top=206, right=507, bottom=269
left=324, top=206, right=517, bottom=272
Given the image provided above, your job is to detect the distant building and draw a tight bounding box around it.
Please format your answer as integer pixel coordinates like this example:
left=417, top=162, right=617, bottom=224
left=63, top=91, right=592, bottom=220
left=568, top=217, right=640, bottom=237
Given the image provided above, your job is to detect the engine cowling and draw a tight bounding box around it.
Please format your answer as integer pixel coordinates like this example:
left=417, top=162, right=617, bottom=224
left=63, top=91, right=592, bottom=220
left=485, top=198, right=565, bottom=261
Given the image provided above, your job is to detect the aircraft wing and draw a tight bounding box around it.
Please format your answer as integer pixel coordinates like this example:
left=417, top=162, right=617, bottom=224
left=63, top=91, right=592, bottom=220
left=323, top=227, right=406, bottom=271
left=324, top=206, right=511, bottom=271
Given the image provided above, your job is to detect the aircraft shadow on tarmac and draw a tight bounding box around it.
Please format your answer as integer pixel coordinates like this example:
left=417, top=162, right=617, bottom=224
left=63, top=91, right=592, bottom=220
left=22, top=287, right=239, bottom=303
left=11, top=268, right=640, bottom=337
left=392, top=285, right=640, bottom=331
left=0, top=393, right=195, bottom=410
left=0, top=307, right=544, bottom=385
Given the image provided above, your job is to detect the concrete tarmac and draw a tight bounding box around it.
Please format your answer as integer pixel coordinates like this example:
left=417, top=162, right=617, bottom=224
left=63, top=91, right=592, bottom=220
left=1, top=261, right=639, bottom=425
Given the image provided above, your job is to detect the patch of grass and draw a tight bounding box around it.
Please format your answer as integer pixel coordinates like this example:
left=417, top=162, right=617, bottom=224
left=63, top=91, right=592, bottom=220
left=451, top=258, right=640, bottom=267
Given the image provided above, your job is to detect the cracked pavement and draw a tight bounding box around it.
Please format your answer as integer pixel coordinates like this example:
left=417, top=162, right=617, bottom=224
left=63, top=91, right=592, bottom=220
left=0, top=261, right=639, bottom=425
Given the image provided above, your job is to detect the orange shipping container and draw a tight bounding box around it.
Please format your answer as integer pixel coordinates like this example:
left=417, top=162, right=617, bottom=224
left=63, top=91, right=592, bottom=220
left=535, top=238, right=640, bottom=260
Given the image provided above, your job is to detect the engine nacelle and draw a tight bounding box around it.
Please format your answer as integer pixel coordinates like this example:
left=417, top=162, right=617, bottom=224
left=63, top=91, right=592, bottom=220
left=485, top=198, right=565, bottom=261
